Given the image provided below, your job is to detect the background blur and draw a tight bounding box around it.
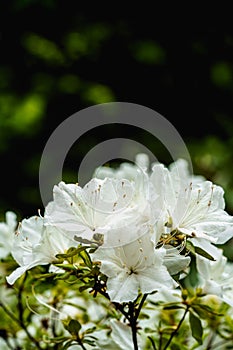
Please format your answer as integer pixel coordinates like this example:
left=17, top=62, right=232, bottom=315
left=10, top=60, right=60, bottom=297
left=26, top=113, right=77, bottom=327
left=0, top=2, right=233, bottom=225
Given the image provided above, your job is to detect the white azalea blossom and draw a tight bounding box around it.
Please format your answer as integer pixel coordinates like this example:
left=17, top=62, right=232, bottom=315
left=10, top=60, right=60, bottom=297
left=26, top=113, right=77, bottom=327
left=92, top=225, right=177, bottom=303
left=45, top=178, right=135, bottom=238
left=0, top=211, right=17, bottom=259
left=150, top=160, right=233, bottom=257
left=196, top=249, right=233, bottom=307
left=6, top=216, right=75, bottom=285
left=94, top=153, right=150, bottom=181
left=45, top=176, right=152, bottom=247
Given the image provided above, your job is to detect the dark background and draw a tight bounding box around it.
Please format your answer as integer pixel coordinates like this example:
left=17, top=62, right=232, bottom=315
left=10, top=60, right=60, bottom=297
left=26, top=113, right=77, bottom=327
left=0, top=2, right=233, bottom=220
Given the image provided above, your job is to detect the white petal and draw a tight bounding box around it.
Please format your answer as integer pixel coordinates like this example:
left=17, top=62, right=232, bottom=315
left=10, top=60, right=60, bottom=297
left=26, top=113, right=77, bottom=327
left=6, top=259, right=44, bottom=285
left=110, top=319, right=136, bottom=350
left=164, top=249, right=191, bottom=275
left=6, top=266, right=29, bottom=285
left=93, top=249, right=124, bottom=278
left=107, top=272, right=139, bottom=302
left=6, top=211, right=17, bottom=230
left=215, top=226, right=233, bottom=244
left=138, top=265, right=177, bottom=294
left=11, top=216, right=43, bottom=265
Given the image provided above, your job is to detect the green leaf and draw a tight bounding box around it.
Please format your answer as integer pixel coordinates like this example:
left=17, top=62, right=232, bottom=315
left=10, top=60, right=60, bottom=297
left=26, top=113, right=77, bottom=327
left=79, top=249, right=92, bottom=269
left=186, top=240, right=215, bottom=261
left=45, top=336, right=70, bottom=344
left=79, top=282, right=94, bottom=292
left=53, top=263, right=77, bottom=271
left=83, top=326, right=97, bottom=335
left=148, top=336, right=157, bottom=349
left=194, top=246, right=215, bottom=261
left=54, top=271, right=72, bottom=280
left=56, top=247, right=79, bottom=259
left=83, top=339, right=97, bottom=346
left=189, top=311, right=203, bottom=344
left=192, top=304, right=224, bottom=317
left=67, top=319, right=81, bottom=336
left=163, top=304, right=185, bottom=310
left=34, top=273, right=56, bottom=279
left=62, top=340, right=76, bottom=350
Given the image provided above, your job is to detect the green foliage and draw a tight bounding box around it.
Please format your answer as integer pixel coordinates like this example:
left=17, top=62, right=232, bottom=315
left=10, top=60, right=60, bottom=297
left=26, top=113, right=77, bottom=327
left=132, top=40, right=166, bottom=65
left=211, top=62, right=232, bottom=88
left=189, top=311, right=203, bottom=345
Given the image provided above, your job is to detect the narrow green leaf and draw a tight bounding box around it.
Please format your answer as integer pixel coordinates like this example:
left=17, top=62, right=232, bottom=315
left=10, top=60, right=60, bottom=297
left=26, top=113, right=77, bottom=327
left=54, top=271, right=72, bottom=280
left=189, top=311, right=203, bottom=344
left=83, top=339, right=97, bottom=345
left=192, top=304, right=224, bottom=317
left=62, top=340, right=76, bottom=350
left=53, top=263, right=76, bottom=271
left=79, top=249, right=92, bottom=269
left=78, top=280, right=95, bottom=292
left=148, top=336, right=157, bottom=349
left=56, top=247, right=78, bottom=259
left=163, top=305, right=184, bottom=310
left=46, top=336, right=70, bottom=343
left=34, top=273, right=56, bottom=279
left=194, top=246, right=215, bottom=261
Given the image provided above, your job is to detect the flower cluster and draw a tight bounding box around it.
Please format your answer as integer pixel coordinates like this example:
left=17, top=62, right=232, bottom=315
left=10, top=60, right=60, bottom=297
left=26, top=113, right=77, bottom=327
left=1, top=154, right=233, bottom=349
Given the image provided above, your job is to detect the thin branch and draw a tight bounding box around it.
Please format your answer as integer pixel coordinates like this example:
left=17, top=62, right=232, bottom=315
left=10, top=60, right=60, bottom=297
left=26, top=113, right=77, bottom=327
left=135, top=293, right=148, bottom=321
left=163, top=305, right=190, bottom=350
left=129, top=302, right=139, bottom=350
left=158, top=329, right=163, bottom=350
left=76, top=340, right=88, bottom=350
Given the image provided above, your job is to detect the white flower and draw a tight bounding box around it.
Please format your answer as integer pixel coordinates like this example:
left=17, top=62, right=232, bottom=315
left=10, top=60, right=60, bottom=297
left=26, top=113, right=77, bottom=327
left=196, top=249, right=233, bottom=307
left=94, top=153, right=150, bottom=181
left=45, top=178, right=134, bottom=239
left=0, top=211, right=17, bottom=259
left=45, top=176, right=151, bottom=247
left=150, top=160, right=233, bottom=257
left=6, top=216, right=75, bottom=285
left=92, top=225, right=177, bottom=303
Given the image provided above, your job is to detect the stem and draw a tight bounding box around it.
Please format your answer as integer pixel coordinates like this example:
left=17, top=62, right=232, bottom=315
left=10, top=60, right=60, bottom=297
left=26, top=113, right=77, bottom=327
left=129, top=302, right=139, bottom=350
left=113, top=302, right=131, bottom=322
left=163, top=305, right=189, bottom=350
left=96, top=288, right=131, bottom=322
left=77, top=340, right=87, bottom=350
left=135, top=293, right=148, bottom=320
left=129, top=293, right=148, bottom=350
left=158, top=330, right=163, bottom=350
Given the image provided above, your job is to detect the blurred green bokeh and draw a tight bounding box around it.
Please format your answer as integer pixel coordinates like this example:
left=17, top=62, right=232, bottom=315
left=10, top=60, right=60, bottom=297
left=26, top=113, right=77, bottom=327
left=0, top=3, right=233, bottom=226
